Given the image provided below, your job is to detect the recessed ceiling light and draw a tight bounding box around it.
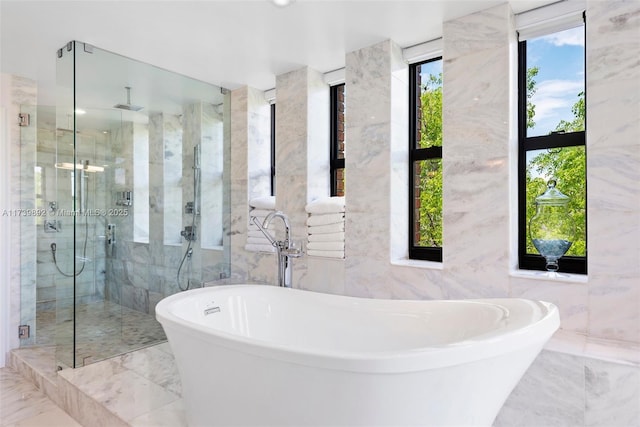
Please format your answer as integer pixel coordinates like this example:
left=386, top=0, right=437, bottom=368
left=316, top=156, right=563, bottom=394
left=272, top=0, right=293, bottom=7
left=75, top=109, right=86, bottom=115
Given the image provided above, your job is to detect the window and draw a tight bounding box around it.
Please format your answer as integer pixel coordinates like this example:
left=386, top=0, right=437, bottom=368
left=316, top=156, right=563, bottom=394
left=133, top=123, right=149, bottom=243
left=518, top=21, right=587, bottom=274
left=270, top=103, right=276, bottom=196
left=409, top=58, right=443, bottom=262
left=330, top=84, right=345, bottom=197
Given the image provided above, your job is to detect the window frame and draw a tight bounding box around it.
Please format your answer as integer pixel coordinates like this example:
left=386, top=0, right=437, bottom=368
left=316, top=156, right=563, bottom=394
left=517, top=23, right=587, bottom=275
left=330, top=84, right=346, bottom=197
left=408, top=57, right=443, bottom=262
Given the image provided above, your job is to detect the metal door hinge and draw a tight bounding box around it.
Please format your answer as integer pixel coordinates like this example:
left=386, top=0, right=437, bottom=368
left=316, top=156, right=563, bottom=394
left=18, top=325, right=30, bottom=339
left=18, top=113, right=30, bottom=127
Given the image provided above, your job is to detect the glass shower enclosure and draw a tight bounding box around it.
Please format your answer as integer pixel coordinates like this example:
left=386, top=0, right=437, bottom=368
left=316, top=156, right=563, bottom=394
left=43, top=41, right=230, bottom=368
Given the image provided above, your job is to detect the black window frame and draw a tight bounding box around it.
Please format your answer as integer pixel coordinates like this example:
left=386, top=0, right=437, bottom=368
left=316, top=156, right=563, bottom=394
left=330, top=84, right=346, bottom=197
left=517, top=21, right=587, bottom=275
left=409, top=58, right=443, bottom=262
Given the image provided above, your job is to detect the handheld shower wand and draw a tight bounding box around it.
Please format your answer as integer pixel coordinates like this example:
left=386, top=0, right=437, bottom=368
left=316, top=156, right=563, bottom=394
left=177, top=144, right=202, bottom=291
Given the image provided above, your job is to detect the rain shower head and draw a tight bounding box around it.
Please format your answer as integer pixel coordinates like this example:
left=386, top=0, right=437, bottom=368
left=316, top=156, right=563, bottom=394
left=113, top=86, right=143, bottom=111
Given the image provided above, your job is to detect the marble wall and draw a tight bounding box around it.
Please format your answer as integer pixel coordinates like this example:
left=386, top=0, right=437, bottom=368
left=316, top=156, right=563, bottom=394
left=1, top=75, right=12, bottom=367
left=585, top=0, right=640, bottom=346
left=229, top=1, right=639, bottom=424
left=17, top=82, right=38, bottom=348
left=39, top=125, right=110, bottom=309
left=107, top=104, right=228, bottom=313
left=2, top=74, right=38, bottom=357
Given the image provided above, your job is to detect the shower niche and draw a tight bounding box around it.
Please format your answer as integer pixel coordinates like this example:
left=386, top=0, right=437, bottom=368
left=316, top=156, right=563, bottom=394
left=39, top=40, right=231, bottom=368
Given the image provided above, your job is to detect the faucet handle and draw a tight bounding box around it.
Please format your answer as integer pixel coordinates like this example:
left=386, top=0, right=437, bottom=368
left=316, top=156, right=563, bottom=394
left=284, top=249, right=304, bottom=258
left=284, top=239, right=305, bottom=258
left=251, top=216, right=277, bottom=246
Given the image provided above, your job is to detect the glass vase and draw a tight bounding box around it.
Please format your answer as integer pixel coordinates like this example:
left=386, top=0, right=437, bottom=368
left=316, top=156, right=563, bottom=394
left=529, top=179, right=574, bottom=272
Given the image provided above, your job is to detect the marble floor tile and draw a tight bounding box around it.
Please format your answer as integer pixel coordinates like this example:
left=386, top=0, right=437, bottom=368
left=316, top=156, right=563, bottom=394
left=55, top=342, right=183, bottom=425
left=10, top=346, right=57, bottom=382
left=128, top=399, right=187, bottom=427
left=117, top=345, right=182, bottom=396
left=0, top=368, right=81, bottom=427
left=3, top=405, right=83, bottom=427
left=70, top=369, right=179, bottom=422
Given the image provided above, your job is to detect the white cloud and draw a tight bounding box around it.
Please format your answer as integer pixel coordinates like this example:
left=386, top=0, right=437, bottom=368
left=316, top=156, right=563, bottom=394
left=530, top=79, right=583, bottom=134
left=540, top=26, right=584, bottom=47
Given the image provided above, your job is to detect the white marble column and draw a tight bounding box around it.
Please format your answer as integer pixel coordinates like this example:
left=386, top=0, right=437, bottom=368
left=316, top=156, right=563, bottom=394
left=342, top=40, right=408, bottom=297
left=586, top=0, right=640, bottom=345
left=441, top=4, right=515, bottom=298
left=229, top=87, right=276, bottom=284
left=148, top=113, right=174, bottom=305
left=275, top=68, right=329, bottom=221
left=181, top=103, right=203, bottom=286
left=275, top=67, right=329, bottom=287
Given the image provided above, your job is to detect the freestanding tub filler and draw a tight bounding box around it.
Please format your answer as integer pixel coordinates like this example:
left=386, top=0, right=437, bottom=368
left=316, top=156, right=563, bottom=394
left=156, top=284, right=559, bottom=426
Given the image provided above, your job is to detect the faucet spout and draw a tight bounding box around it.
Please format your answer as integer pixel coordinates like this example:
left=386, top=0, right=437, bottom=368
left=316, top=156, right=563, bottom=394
left=262, top=211, right=291, bottom=246
left=253, top=211, right=302, bottom=288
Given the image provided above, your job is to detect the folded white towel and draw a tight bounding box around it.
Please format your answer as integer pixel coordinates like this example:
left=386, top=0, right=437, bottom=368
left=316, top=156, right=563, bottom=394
left=244, top=243, right=275, bottom=253
left=307, top=249, right=344, bottom=259
left=249, top=208, right=274, bottom=218
left=247, top=237, right=273, bottom=246
left=248, top=223, right=278, bottom=235
left=306, top=213, right=345, bottom=227
left=305, top=197, right=345, bottom=214
left=248, top=221, right=266, bottom=230
left=307, top=241, right=344, bottom=251
left=307, top=232, right=344, bottom=242
left=249, top=196, right=276, bottom=210
left=247, top=229, right=267, bottom=239
left=308, top=222, right=345, bottom=234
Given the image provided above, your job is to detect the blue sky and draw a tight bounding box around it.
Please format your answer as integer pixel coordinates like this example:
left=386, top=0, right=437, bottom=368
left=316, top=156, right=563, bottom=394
left=527, top=25, right=585, bottom=137
left=420, top=59, right=442, bottom=83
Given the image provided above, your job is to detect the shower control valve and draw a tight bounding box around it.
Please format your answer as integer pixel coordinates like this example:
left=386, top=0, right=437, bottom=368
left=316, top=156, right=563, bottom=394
left=181, top=225, right=197, bottom=242
left=44, top=220, right=61, bottom=233
left=185, top=201, right=200, bottom=215
left=106, top=224, right=116, bottom=245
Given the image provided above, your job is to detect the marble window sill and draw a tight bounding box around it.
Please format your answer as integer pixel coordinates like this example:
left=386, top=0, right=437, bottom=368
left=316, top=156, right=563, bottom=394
left=390, top=258, right=443, bottom=270
left=510, top=269, right=588, bottom=284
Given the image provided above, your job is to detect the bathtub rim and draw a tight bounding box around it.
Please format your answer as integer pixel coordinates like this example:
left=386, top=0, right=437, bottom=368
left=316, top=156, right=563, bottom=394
left=156, top=284, right=560, bottom=374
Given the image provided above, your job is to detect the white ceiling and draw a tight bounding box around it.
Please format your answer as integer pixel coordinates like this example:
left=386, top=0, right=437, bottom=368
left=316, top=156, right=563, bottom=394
left=1, top=0, right=558, bottom=106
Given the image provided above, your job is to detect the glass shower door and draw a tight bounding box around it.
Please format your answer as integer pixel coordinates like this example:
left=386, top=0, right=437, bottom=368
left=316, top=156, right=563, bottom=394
left=55, top=40, right=229, bottom=368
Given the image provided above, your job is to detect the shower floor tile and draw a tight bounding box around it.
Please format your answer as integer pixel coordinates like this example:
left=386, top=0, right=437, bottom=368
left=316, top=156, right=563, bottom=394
left=33, top=299, right=166, bottom=366
left=12, top=297, right=187, bottom=426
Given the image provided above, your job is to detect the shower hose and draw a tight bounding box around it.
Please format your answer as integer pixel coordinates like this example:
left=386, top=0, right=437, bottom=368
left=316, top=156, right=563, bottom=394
left=51, top=218, right=89, bottom=277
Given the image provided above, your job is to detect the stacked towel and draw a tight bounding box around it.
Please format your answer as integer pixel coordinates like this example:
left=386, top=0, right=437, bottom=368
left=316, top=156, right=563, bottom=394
left=305, top=197, right=346, bottom=259
left=249, top=196, right=275, bottom=210
left=245, top=197, right=276, bottom=253
left=305, top=197, right=345, bottom=215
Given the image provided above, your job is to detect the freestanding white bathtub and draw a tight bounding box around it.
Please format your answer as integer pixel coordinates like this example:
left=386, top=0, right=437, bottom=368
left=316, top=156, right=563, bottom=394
left=156, top=284, right=559, bottom=427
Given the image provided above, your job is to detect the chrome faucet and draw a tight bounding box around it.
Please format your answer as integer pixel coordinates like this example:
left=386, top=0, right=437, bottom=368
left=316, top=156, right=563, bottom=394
left=251, top=211, right=303, bottom=288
